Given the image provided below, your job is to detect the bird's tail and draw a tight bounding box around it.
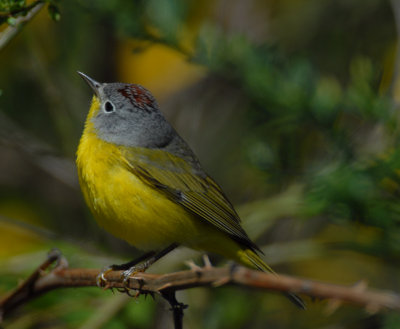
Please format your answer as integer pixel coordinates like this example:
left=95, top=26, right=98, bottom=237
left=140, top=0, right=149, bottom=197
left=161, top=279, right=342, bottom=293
left=237, top=249, right=306, bottom=309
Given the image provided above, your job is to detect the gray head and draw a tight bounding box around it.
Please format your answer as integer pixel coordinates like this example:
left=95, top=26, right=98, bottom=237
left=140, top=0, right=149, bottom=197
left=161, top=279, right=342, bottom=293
left=78, top=72, right=175, bottom=148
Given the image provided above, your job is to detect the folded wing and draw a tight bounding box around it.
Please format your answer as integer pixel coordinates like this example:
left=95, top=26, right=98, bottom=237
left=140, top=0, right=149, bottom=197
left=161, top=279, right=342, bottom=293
left=121, top=147, right=261, bottom=253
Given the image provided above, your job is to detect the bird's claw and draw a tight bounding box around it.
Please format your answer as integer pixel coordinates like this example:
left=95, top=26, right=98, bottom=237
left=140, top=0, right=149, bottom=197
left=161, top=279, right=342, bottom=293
left=121, top=263, right=147, bottom=286
left=97, top=262, right=149, bottom=292
left=122, top=270, right=132, bottom=287
left=96, top=266, right=113, bottom=288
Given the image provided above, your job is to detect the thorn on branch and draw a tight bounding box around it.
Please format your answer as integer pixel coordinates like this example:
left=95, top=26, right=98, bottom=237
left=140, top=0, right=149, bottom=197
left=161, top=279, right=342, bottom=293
left=185, top=260, right=202, bottom=273
left=1, top=249, right=400, bottom=326
left=202, top=254, right=213, bottom=269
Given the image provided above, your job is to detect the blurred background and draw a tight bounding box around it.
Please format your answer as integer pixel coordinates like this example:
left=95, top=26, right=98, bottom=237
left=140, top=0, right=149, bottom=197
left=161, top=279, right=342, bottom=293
left=1, top=0, right=400, bottom=328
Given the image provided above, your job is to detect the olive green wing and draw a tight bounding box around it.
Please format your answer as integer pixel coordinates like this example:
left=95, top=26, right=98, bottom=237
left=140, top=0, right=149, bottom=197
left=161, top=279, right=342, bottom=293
left=121, top=147, right=260, bottom=252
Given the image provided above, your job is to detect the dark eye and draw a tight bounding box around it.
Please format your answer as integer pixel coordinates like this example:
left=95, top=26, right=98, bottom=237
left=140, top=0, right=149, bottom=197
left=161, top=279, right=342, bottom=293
left=104, top=101, right=115, bottom=113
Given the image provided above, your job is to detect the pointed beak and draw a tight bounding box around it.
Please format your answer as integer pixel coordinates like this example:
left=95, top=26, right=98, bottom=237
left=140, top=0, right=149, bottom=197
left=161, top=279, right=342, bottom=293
left=77, top=71, right=102, bottom=97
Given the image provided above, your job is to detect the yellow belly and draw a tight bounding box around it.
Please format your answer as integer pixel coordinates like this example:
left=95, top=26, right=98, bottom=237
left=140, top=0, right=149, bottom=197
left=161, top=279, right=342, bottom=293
left=75, top=98, right=274, bottom=279
left=76, top=128, right=236, bottom=253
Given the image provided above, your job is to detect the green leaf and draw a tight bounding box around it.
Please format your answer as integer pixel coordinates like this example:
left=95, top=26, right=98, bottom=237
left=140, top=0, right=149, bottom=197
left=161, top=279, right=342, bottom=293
left=47, top=4, right=60, bottom=21
left=6, top=16, right=17, bottom=26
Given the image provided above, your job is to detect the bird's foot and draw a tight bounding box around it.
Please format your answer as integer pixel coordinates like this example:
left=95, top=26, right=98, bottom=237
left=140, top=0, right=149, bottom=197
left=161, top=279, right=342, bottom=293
left=96, top=266, right=114, bottom=288
left=121, top=262, right=149, bottom=288
left=96, top=263, right=148, bottom=294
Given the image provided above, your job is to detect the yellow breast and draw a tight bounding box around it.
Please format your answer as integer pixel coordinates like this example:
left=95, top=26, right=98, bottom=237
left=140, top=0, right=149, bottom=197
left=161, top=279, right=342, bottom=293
left=76, top=98, right=207, bottom=250
left=76, top=97, right=243, bottom=257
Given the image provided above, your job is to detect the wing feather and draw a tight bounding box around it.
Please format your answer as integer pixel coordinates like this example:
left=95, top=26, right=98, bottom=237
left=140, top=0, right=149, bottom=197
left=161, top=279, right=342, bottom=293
left=121, top=147, right=260, bottom=252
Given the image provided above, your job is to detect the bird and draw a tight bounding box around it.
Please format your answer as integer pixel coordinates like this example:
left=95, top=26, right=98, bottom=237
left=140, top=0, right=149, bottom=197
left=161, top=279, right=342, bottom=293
left=76, top=72, right=305, bottom=309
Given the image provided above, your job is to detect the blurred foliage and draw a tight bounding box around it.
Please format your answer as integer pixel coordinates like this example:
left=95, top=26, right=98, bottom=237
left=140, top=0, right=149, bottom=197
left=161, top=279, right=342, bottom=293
left=0, top=0, right=60, bottom=24
left=1, top=0, right=400, bottom=328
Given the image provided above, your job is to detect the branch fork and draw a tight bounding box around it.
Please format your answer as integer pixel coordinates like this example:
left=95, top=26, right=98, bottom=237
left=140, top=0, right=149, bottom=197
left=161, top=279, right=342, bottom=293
left=1, top=249, right=400, bottom=328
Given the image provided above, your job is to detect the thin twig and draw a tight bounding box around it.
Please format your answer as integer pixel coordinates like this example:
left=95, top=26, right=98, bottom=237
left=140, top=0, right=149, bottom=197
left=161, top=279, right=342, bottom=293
left=0, top=1, right=44, bottom=51
left=161, top=290, right=187, bottom=329
left=0, top=1, right=43, bottom=18
left=1, top=250, right=400, bottom=326
left=0, top=248, right=65, bottom=321
left=0, top=112, right=78, bottom=188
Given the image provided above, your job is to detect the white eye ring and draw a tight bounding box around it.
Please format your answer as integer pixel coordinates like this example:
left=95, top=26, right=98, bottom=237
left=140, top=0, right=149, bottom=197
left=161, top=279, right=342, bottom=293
left=104, top=101, right=115, bottom=113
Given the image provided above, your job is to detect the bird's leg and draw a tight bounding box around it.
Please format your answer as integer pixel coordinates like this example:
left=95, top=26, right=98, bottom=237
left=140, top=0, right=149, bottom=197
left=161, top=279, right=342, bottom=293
left=122, top=243, right=179, bottom=286
left=97, top=251, right=156, bottom=287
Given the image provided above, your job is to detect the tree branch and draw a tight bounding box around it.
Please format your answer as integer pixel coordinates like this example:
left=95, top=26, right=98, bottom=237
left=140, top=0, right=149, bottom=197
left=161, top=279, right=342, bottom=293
left=0, top=1, right=44, bottom=51
left=1, top=250, right=400, bottom=326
